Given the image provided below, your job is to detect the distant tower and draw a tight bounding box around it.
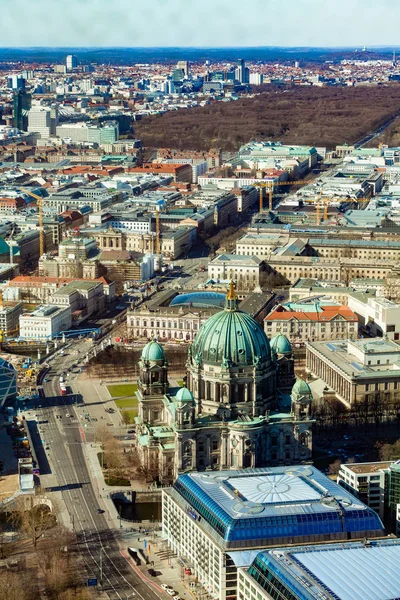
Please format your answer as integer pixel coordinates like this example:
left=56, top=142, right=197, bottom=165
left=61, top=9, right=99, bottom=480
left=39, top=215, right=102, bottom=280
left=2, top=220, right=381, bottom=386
left=235, top=58, right=249, bottom=84
left=66, top=54, right=78, bottom=70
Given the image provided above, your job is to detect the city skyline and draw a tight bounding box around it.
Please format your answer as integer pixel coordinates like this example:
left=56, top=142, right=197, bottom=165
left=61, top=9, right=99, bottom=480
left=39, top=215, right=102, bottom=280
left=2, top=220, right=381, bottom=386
left=2, top=0, right=400, bottom=48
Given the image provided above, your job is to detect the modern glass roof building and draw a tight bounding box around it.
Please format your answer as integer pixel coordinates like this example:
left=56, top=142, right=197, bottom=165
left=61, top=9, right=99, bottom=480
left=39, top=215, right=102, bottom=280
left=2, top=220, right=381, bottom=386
left=162, top=466, right=384, bottom=600
left=170, top=291, right=226, bottom=309
left=0, top=357, right=17, bottom=407
left=239, top=539, right=400, bottom=600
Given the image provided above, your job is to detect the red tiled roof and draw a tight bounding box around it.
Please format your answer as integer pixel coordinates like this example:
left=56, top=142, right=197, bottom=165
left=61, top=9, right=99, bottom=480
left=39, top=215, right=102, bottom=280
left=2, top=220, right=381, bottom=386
left=265, top=306, right=358, bottom=323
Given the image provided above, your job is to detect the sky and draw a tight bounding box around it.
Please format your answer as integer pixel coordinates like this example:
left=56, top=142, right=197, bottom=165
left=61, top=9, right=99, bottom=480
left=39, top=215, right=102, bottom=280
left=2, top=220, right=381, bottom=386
left=1, top=0, right=400, bottom=48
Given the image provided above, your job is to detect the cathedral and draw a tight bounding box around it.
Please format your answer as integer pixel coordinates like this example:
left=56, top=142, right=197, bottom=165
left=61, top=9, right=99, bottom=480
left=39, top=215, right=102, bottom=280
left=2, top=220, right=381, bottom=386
left=135, top=283, right=314, bottom=483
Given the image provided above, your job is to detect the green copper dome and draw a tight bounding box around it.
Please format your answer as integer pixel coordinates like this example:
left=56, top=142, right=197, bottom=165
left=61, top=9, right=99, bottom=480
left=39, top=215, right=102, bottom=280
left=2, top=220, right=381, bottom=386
left=270, top=333, right=292, bottom=356
left=292, top=378, right=312, bottom=396
left=191, top=307, right=272, bottom=367
left=175, top=387, right=194, bottom=403
left=141, top=340, right=165, bottom=362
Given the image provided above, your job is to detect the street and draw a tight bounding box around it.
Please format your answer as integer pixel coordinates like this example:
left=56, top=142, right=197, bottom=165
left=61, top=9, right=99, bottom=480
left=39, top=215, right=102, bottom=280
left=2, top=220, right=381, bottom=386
left=28, top=337, right=162, bottom=600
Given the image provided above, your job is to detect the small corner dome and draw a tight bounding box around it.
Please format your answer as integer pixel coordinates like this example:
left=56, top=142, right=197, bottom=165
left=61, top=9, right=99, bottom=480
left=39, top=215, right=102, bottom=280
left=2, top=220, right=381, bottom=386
left=141, top=340, right=165, bottom=362
left=270, top=333, right=292, bottom=355
left=175, top=387, right=194, bottom=403
left=292, top=378, right=311, bottom=396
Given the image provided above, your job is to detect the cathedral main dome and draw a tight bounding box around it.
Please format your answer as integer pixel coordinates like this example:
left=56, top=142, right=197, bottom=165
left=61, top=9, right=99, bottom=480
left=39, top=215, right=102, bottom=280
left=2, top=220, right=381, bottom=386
left=190, top=283, right=272, bottom=367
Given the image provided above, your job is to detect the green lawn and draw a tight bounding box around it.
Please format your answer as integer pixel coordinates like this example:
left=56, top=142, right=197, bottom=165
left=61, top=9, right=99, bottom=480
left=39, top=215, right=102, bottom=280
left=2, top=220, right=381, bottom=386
left=120, top=409, right=138, bottom=423
left=107, top=383, right=138, bottom=398
left=114, top=396, right=138, bottom=409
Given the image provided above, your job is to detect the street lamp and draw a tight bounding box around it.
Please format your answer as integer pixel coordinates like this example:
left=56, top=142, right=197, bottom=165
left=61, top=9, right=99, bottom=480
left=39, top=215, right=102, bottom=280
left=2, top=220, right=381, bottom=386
left=99, top=546, right=109, bottom=585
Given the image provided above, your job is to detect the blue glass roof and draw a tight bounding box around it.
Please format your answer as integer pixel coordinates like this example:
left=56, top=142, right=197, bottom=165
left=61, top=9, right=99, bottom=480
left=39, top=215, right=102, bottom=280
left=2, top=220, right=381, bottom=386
left=248, top=540, right=400, bottom=600
left=172, top=467, right=383, bottom=546
left=170, top=292, right=226, bottom=308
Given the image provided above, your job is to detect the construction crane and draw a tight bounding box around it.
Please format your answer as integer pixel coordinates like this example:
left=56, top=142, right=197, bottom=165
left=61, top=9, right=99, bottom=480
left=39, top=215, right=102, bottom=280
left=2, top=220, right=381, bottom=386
left=254, top=179, right=312, bottom=212
left=155, top=207, right=161, bottom=255
left=20, top=188, right=45, bottom=257
left=315, top=196, right=371, bottom=225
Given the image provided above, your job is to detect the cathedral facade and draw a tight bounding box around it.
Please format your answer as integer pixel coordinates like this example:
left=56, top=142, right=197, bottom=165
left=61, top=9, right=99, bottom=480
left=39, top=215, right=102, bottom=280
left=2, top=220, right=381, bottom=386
left=135, top=284, right=314, bottom=483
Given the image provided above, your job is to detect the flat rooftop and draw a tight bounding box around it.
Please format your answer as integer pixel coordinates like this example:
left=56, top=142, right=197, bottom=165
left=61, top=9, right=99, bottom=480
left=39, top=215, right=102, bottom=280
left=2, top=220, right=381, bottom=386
left=341, top=461, right=392, bottom=474
left=248, top=539, right=400, bottom=600
left=307, top=338, right=400, bottom=379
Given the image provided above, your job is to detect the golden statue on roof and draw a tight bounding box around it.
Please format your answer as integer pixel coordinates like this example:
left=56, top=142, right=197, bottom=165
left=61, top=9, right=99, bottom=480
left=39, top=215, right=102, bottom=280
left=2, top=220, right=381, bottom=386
left=226, top=280, right=237, bottom=301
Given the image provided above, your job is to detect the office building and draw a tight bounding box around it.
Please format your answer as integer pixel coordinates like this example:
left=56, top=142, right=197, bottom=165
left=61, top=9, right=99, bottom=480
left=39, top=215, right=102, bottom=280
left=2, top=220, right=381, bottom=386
left=0, top=358, right=17, bottom=408
left=348, top=295, right=400, bottom=341
left=249, top=72, right=263, bottom=85
left=162, top=466, right=384, bottom=600
left=7, top=75, right=25, bottom=90
left=264, top=301, right=358, bottom=345
left=306, top=338, right=400, bottom=407
left=337, top=461, right=391, bottom=520
left=13, top=90, right=31, bottom=131
left=19, top=304, right=71, bottom=339
left=176, top=60, right=189, bottom=77
left=66, top=54, right=78, bottom=70
left=235, top=58, right=250, bottom=84
left=0, top=302, right=23, bottom=336
left=207, top=255, right=263, bottom=291
left=27, top=105, right=54, bottom=139
left=238, top=539, right=400, bottom=600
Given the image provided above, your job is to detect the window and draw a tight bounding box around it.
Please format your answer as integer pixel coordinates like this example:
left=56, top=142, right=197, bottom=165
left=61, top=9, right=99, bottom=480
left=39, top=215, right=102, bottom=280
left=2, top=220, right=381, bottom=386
left=212, top=440, right=218, bottom=451
left=285, top=435, right=291, bottom=445
left=271, top=436, right=278, bottom=446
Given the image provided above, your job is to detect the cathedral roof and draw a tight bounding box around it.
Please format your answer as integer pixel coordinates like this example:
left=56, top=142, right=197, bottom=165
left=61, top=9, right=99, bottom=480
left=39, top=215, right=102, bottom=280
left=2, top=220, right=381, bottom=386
left=175, top=386, right=194, bottom=403
left=292, top=378, right=312, bottom=396
left=141, top=340, right=165, bottom=362
left=270, top=333, right=292, bottom=355
left=190, top=282, right=272, bottom=367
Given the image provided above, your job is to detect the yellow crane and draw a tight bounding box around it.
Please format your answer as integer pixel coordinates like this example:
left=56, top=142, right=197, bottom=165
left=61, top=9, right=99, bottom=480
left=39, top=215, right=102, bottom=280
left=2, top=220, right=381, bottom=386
left=254, top=179, right=312, bottom=212
left=20, top=188, right=45, bottom=257
left=155, top=207, right=161, bottom=255
left=315, top=196, right=371, bottom=225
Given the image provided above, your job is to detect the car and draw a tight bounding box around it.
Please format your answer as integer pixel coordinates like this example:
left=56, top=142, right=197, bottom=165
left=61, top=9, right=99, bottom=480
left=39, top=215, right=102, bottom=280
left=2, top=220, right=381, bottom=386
left=184, top=568, right=192, bottom=575
left=97, top=508, right=105, bottom=514
left=65, top=413, right=71, bottom=418
left=127, top=429, right=135, bottom=434
left=161, top=585, right=173, bottom=591
left=44, top=378, right=50, bottom=383
left=107, top=422, right=113, bottom=426
left=166, top=590, right=177, bottom=596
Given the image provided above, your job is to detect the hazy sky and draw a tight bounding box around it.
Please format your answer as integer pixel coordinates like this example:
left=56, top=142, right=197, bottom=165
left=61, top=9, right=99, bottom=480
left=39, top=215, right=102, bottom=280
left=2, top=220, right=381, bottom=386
left=1, top=0, right=399, bottom=47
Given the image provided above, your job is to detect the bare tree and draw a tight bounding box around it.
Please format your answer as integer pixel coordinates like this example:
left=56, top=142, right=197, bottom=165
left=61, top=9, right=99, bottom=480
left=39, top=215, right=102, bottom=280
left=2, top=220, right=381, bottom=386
left=8, top=495, right=57, bottom=548
left=121, top=410, right=133, bottom=425
left=328, top=458, right=342, bottom=476
left=0, top=570, right=39, bottom=600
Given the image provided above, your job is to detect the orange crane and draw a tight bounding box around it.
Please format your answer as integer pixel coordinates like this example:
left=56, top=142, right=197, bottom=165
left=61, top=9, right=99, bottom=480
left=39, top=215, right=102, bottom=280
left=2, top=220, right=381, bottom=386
left=254, top=179, right=313, bottom=212
left=20, top=188, right=45, bottom=257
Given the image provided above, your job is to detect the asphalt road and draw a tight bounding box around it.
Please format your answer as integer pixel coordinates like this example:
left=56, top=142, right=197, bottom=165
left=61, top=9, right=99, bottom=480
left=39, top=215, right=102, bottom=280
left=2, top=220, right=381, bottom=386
left=28, top=339, right=162, bottom=600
